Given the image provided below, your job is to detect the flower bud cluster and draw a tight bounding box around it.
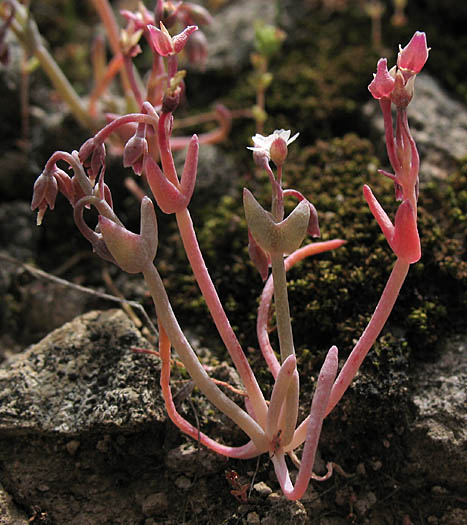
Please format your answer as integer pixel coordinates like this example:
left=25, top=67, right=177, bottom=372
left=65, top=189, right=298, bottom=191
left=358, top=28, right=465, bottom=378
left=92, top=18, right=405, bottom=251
left=368, top=31, right=429, bottom=109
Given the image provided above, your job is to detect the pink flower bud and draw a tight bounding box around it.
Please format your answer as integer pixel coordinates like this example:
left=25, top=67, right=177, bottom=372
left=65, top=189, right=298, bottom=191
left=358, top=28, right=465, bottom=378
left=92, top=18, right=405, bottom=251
left=368, top=58, right=395, bottom=100
left=148, top=23, right=173, bottom=56
left=248, top=129, right=299, bottom=167
left=123, top=132, right=148, bottom=176
left=397, top=31, right=429, bottom=76
left=78, top=138, right=106, bottom=183
left=269, top=136, right=288, bottom=167
left=31, top=171, right=58, bottom=225
left=120, top=4, right=154, bottom=31
left=51, top=167, right=74, bottom=204
left=147, top=22, right=197, bottom=56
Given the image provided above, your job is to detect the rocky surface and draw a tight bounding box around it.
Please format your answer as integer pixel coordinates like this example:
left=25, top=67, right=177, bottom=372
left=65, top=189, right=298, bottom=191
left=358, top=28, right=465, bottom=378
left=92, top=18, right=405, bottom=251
left=0, top=309, right=168, bottom=523
left=204, top=0, right=276, bottom=72
left=0, top=308, right=466, bottom=524
left=408, top=335, right=467, bottom=491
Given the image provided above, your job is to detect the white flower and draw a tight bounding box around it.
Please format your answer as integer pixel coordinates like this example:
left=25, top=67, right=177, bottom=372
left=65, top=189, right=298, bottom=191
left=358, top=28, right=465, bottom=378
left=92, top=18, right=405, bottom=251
left=247, top=129, right=299, bottom=158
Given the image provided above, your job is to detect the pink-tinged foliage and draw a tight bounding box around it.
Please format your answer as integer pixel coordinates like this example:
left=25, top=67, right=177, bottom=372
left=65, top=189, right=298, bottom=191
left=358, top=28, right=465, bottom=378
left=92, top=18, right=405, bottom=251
left=31, top=10, right=429, bottom=501
left=145, top=134, right=198, bottom=214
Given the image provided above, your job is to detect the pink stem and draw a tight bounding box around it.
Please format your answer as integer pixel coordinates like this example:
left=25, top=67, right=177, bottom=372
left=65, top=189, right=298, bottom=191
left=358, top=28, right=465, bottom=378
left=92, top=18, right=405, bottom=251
left=399, top=109, right=419, bottom=208
left=158, top=321, right=260, bottom=459
left=158, top=111, right=179, bottom=186
left=272, top=346, right=338, bottom=500
left=95, top=113, right=159, bottom=143
left=379, top=98, right=400, bottom=174
left=175, top=208, right=269, bottom=428
left=123, top=54, right=143, bottom=108
left=146, top=53, right=166, bottom=106
left=257, top=240, right=346, bottom=379
left=90, top=0, right=133, bottom=100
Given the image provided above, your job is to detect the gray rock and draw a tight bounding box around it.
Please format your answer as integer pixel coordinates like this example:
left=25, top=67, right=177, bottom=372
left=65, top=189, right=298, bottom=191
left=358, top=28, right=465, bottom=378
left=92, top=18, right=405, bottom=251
left=0, top=309, right=170, bottom=524
left=0, top=309, right=164, bottom=435
left=204, top=0, right=276, bottom=72
left=407, top=335, right=467, bottom=491
left=364, top=72, right=467, bottom=180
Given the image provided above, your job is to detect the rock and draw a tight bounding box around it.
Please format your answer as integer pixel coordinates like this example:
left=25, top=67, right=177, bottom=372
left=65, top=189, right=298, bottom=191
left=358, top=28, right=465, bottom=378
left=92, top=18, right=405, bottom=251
left=141, top=492, right=168, bottom=517
left=407, top=335, right=467, bottom=491
left=0, top=309, right=164, bottom=434
left=0, top=483, right=29, bottom=525
left=166, top=442, right=228, bottom=474
left=246, top=511, right=260, bottom=524
left=0, top=309, right=168, bottom=524
left=204, top=0, right=276, bottom=72
left=364, top=72, right=467, bottom=180
left=253, top=480, right=272, bottom=496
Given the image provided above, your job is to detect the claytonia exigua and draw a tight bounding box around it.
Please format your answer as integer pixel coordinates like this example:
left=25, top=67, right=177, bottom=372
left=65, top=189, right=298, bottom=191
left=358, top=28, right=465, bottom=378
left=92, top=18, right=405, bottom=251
left=248, top=129, right=299, bottom=167
left=147, top=22, right=198, bottom=57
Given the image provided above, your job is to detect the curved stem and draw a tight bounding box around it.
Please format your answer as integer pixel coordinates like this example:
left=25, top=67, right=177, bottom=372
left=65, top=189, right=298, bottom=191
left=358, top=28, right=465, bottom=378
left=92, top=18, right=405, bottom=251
left=95, top=113, right=159, bottom=143
left=158, top=322, right=261, bottom=459
left=142, top=262, right=268, bottom=451
left=45, top=150, right=92, bottom=196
